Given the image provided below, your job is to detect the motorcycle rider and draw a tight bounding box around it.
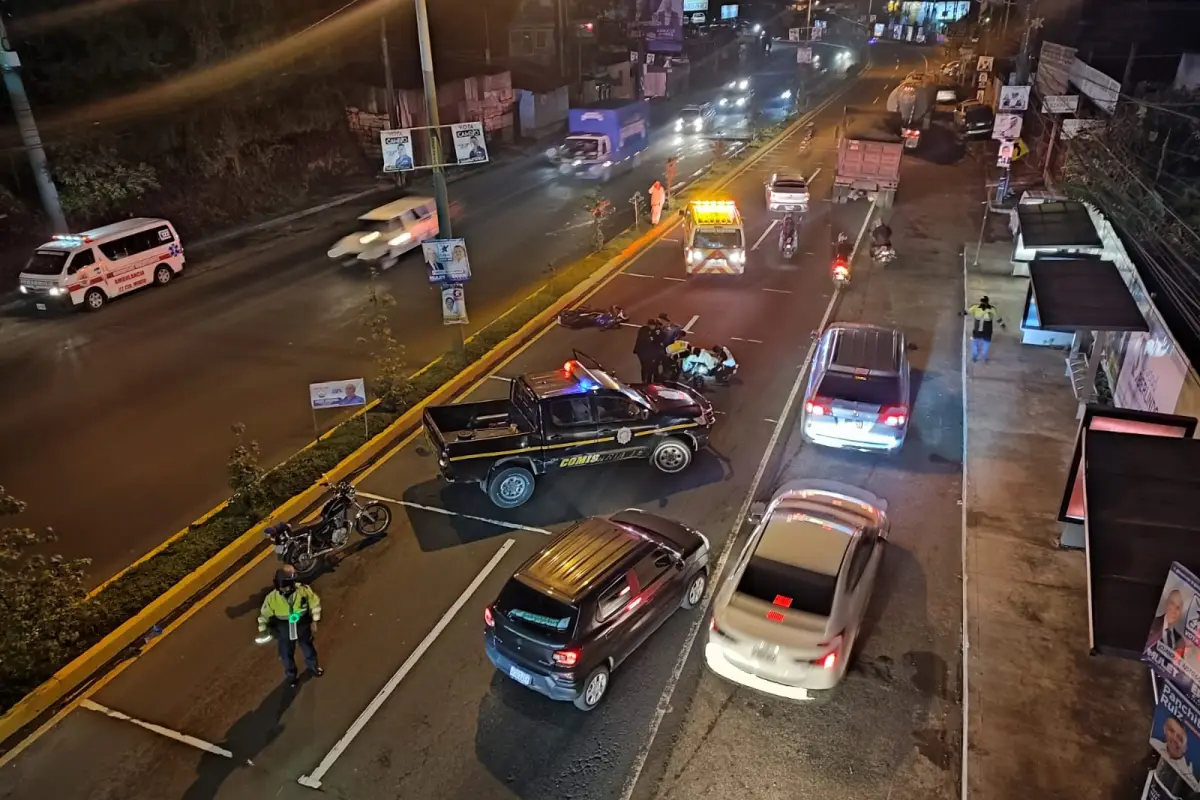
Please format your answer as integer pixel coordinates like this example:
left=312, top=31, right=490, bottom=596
left=778, top=213, right=797, bottom=256
left=711, top=343, right=737, bottom=382
left=832, top=232, right=853, bottom=282
left=681, top=345, right=718, bottom=381
left=870, top=221, right=893, bottom=259
left=256, top=565, right=323, bottom=687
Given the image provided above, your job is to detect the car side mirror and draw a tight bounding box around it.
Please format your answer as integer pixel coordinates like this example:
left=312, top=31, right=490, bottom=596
left=748, top=502, right=767, bottom=525
left=639, top=408, right=650, bottom=421
left=655, top=555, right=673, bottom=569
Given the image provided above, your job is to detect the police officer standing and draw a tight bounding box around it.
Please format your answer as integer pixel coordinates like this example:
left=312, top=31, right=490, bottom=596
left=256, top=565, right=324, bottom=687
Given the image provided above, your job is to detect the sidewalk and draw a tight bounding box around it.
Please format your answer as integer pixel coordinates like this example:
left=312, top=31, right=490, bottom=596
left=963, top=242, right=1152, bottom=799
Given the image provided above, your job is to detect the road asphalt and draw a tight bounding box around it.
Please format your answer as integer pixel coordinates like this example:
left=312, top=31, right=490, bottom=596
left=0, top=43, right=955, bottom=800
left=0, top=47, right=803, bottom=583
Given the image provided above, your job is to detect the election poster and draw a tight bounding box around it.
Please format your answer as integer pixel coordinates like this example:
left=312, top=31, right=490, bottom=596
left=442, top=285, right=468, bottom=325
left=309, top=379, right=367, bottom=409
left=998, top=85, right=1031, bottom=112
left=1144, top=563, right=1200, bottom=697
left=422, top=238, right=472, bottom=284
left=450, top=122, right=489, bottom=165
left=380, top=129, right=415, bottom=172
left=1151, top=680, right=1200, bottom=790
left=640, top=0, right=684, bottom=53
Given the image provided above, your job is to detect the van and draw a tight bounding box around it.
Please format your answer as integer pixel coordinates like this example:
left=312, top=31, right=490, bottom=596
left=18, top=218, right=184, bottom=312
left=802, top=323, right=911, bottom=452
left=326, top=196, right=439, bottom=268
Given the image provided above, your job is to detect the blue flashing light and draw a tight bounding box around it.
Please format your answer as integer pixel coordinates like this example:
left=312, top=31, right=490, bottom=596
left=560, top=360, right=600, bottom=393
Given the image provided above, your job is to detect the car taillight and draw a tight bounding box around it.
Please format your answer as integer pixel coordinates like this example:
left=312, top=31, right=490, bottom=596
left=484, top=606, right=494, bottom=627
left=765, top=610, right=785, bottom=623
left=805, top=397, right=832, bottom=416
left=818, top=651, right=837, bottom=669
left=812, top=632, right=844, bottom=669
left=553, top=649, right=580, bottom=667
left=881, top=405, right=908, bottom=427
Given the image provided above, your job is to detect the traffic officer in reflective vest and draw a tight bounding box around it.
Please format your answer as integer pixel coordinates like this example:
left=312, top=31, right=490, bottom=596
left=256, top=565, right=323, bottom=687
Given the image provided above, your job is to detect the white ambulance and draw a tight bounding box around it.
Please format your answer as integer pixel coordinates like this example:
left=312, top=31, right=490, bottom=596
left=18, top=217, right=185, bottom=312
left=682, top=200, right=747, bottom=275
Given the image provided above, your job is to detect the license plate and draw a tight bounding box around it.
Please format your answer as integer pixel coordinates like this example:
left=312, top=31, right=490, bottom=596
left=509, top=666, right=533, bottom=686
left=35, top=303, right=46, bottom=311
left=708, top=260, right=727, bottom=267
left=840, top=419, right=864, bottom=429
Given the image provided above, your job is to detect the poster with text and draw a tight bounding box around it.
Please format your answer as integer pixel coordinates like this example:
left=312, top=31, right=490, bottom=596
left=422, top=238, right=471, bottom=284
left=1152, top=680, right=1200, bottom=791
left=976, top=55, right=994, bottom=72
left=1115, top=311, right=1187, bottom=414
left=450, top=122, right=489, bottom=165
left=998, top=85, right=1031, bottom=112
left=992, top=113, right=1022, bottom=140
left=640, top=0, right=684, bottom=53
left=441, top=285, right=468, bottom=325
left=309, top=378, right=367, bottom=409
left=380, top=129, right=415, bottom=172
left=1144, top=563, right=1200, bottom=695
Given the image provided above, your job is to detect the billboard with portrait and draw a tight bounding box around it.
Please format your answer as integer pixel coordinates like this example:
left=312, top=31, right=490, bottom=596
left=1152, top=679, right=1200, bottom=791
left=1144, top=563, right=1200, bottom=696
left=640, top=0, right=684, bottom=53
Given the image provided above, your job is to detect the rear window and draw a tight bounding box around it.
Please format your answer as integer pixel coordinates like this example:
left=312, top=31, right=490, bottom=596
left=738, top=556, right=835, bottom=617
left=772, top=181, right=808, bottom=192
left=817, top=373, right=901, bottom=406
left=965, top=107, right=992, bottom=123
left=496, top=578, right=578, bottom=642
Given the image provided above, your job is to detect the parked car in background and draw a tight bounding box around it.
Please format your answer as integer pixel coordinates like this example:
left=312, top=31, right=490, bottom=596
left=956, top=100, right=994, bottom=138
left=705, top=480, right=889, bottom=699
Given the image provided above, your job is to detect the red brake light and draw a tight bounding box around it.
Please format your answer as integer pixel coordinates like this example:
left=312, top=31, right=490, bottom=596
left=805, top=397, right=832, bottom=416
left=765, top=610, right=785, bottom=623
left=772, top=595, right=793, bottom=608
left=553, top=648, right=580, bottom=667
left=880, top=405, right=908, bottom=427
left=813, top=631, right=844, bottom=668
left=818, top=651, right=837, bottom=669
left=484, top=606, right=494, bottom=627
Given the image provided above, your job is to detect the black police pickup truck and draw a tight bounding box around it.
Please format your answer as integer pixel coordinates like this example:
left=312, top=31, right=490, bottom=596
left=423, top=355, right=715, bottom=508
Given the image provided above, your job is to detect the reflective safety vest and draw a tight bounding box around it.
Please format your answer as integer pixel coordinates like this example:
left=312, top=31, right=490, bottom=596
left=258, top=585, right=322, bottom=641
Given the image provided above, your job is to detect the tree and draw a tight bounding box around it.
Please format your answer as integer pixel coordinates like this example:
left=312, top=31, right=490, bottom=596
left=52, top=143, right=159, bottom=221
left=359, top=279, right=417, bottom=412
left=0, top=487, right=90, bottom=706
left=584, top=190, right=614, bottom=251
left=227, top=423, right=269, bottom=518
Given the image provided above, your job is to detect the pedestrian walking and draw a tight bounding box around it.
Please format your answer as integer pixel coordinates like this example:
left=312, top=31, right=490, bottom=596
left=962, top=296, right=1005, bottom=363
left=256, top=565, right=324, bottom=687
left=649, top=180, right=666, bottom=225
left=634, top=319, right=661, bottom=383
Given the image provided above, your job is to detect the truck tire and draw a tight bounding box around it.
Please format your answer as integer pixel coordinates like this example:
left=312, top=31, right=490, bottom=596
left=486, top=465, right=536, bottom=508
left=650, top=437, right=692, bottom=474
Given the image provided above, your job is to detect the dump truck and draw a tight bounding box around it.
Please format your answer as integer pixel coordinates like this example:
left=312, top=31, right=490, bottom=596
left=886, top=79, right=935, bottom=149
left=550, top=99, right=650, bottom=182
left=832, top=106, right=904, bottom=207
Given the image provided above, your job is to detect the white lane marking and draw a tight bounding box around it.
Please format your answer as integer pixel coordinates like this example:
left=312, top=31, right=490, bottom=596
left=762, top=287, right=791, bottom=294
left=661, top=237, right=682, bottom=243
left=623, top=272, right=657, bottom=279
left=764, top=417, right=778, bottom=424
left=358, top=492, right=552, bottom=536
left=80, top=700, right=243, bottom=763
left=873, top=96, right=881, bottom=104
left=622, top=271, right=685, bottom=282
left=959, top=249, right=971, bottom=800
left=299, top=539, right=517, bottom=789
left=620, top=322, right=641, bottom=328
left=682, top=314, right=699, bottom=333
left=617, top=197, right=879, bottom=800
left=751, top=219, right=780, bottom=251
left=807, top=168, right=821, bottom=183
left=488, top=375, right=512, bottom=383
left=663, top=276, right=686, bottom=282
left=730, top=337, right=762, bottom=344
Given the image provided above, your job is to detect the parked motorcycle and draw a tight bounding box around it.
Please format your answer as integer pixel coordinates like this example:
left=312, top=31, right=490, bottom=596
left=557, top=305, right=628, bottom=330
left=265, top=480, right=391, bottom=580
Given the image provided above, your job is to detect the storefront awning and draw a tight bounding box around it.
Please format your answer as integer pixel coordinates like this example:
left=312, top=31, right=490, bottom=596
left=1028, top=259, right=1148, bottom=332
left=1017, top=201, right=1103, bottom=249
left=1084, top=430, right=1200, bottom=658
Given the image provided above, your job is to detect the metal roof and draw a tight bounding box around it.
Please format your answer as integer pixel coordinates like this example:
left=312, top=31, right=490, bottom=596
left=1029, top=259, right=1148, bottom=332
left=827, top=323, right=902, bottom=375
left=40, top=217, right=169, bottom=249
left=517, top=518, right=647, bottom=603
left=757, top=505, right=853, bottom=578
left=1017, top=201, right=1103, bottom=249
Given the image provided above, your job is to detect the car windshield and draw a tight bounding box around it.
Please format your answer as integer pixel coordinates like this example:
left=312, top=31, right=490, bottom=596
left=738, top=555, right=835, bottom=617
left=496, top=579, right=578, bottom=643
left=564, top=137, right=600, bottom=158
left=23, top=250, right=68, bottom=276
left=681, top=109, right=702, bottom=121
left=694, top=229, right=743, bottom=250
left=818, top=373, right=902, bottom=406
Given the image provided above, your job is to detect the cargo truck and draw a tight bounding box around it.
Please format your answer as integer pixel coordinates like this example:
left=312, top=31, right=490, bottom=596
left=551, top=99, right=650, bottom=182
left=831, top=106, right=903, bottom=207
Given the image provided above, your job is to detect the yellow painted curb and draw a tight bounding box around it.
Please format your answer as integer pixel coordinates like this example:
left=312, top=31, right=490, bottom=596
left=0, top=73, right=861, bottom=750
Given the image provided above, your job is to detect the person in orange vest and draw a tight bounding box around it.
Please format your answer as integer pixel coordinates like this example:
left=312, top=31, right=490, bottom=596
left=649, top=180, right=666, bottom=225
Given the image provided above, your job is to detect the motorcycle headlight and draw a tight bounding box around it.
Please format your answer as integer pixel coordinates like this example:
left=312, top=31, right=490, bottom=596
left=781, top=90, right=792, bottom=100
left=18, top=285, right=28, bottom=294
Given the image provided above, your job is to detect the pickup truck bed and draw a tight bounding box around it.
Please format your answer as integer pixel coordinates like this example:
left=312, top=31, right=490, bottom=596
left=424, top=400, right=532, bottom=446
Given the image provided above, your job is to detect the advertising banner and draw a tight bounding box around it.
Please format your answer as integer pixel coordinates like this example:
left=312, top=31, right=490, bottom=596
left=1042, top=95, right=1080, bottom=114
left=1143, top=770, right=1183, bottom=799
left=789, top=27, right=800, bottom=41
left=422, top=239, right=472, bottom=284
left=976, top=55, right=994, bottom=72
left=441, top=285, right=468, bottom=325
left=1071, top=58, right=1121, bottom=114
left=682, top=0, right=705, bottom=10
left=1152, top=679, right=1200, bottom=790
left=640, top=0, right=684, bottom=53
left=796, top=46, right=812, bottom=64
left=309, top=379, right=367, bottom=409
left=1116, top=317, right=1188, bottom=414
left=720, top=4, right=737, bottom=20
left=1144, top=563, right=1200, bottom=695
left=380, top=129, right=415, bottom=172
left=992, top=113, right=1022, bottom=140
left=450, top=122, right=488, bottom=165
left=1037, top=41, right=1076, bottom=96
left=998, top=85, right=1031, bottom=112
left=874, top=23, right=885, bottom=37
left=1061, top=118, right=1104, bottom=139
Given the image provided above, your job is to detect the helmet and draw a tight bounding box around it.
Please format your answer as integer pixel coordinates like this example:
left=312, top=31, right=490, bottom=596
left=274, top=568, right=298, bottom=596
left=837, top=232, right=848, bottom=243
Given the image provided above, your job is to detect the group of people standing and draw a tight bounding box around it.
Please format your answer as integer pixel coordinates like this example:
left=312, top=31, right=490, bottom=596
left=633, top=314, right=685, bottom=383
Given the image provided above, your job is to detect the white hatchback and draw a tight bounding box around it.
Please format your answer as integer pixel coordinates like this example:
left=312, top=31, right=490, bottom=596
left=705, top=480, right=889, bottom=699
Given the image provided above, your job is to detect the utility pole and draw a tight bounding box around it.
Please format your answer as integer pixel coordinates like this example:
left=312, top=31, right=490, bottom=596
left=414, top=0, right=463, bottom=352
left=1015, top=0, right=1041, bottom=85
left=0, top=16, right=67, bottom=233
left=557, top=0, right=567, bottom=78
left=381, top=18, right=399, bottom=128
left=806, top=0, right=813, bottom=40
left=483, top=6, right=492, bottom=66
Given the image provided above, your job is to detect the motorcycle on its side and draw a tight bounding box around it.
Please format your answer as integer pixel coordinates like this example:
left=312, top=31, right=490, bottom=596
left=557, top=305, right=628, bottom=330
left=265, top=481, right=391, bottom=580
left=872, top=244, right=896, bottom=266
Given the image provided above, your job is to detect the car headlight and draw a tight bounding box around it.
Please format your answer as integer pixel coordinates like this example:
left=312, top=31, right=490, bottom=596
left=729, top=250, right=745, bottom=264
left=738, top=80, right=748, bottom=90
left=48, top=286, right=63, bottom=296
left=675, top=120, right=683, bottom=131
left=602, top=161, right=612, bottom=167
left=737, top=97, right=746, bottom=107
left=694, top=120, right=703, bottom=131
left=388, top=232, right=411, bottom=246
left=688, top=249, right=703, bottom=263
left=360, top=231, right=381, bottom=244
left=18, top=285, right=28, bottom=294
left=727, top=81, right=736, bottom=89
left=572, top=159, right=582, bottom=166
left=720, top=98, right=728, bottom=107
left=781, top=90, right=792, bottom=100
left=545, top=147, right=559, bottom=159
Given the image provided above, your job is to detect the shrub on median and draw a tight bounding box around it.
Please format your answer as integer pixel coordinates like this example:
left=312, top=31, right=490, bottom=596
left=0, top=121, right=798, bottom=717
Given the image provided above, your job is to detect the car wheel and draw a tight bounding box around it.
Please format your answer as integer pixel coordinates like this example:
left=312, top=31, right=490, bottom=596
left=681, top=570, right=707, bottom=609
left=651, top=437, right=692, bottom=474
left=84, top=288, right=106, bottom=311
left=486, top=466, right=536, bottom=509
left=573, top=665, right=610, bottom=711
left=153, top=265, right=173, bottom=286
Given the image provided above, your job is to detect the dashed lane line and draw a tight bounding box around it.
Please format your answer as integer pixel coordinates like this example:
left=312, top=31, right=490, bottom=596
left=80, top=700, right=247, bottom=764
left=357, top=491, right=552, bottom=536
left=730, top=337, right=763, bottom=344
left=751, top=219, right=780, bottom=251
left=762, top=287, right=792, bottom=294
